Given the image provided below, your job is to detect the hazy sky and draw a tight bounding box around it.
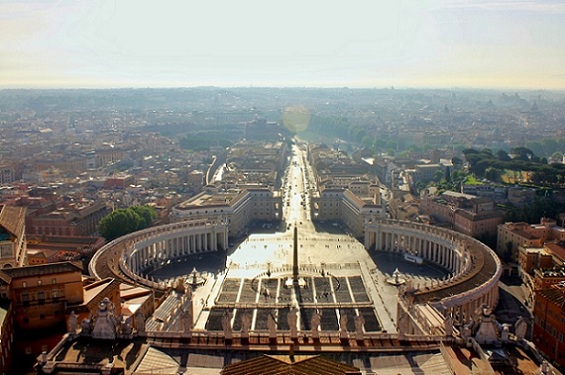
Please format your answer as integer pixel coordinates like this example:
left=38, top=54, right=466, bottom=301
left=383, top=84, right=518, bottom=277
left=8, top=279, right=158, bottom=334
left=2, top=0, right=564, bottom=89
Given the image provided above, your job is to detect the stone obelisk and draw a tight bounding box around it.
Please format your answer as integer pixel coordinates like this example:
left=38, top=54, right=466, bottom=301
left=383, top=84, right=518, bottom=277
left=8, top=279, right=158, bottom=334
left=293, top=226, right=298, bottom=282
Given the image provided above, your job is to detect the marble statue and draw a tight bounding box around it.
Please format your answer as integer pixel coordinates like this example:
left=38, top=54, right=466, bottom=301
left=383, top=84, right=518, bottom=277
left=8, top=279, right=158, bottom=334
left=135, top=311, right=146, bottom=335
left=241, top=312, right=251, bottom=338
left=515, top=317, right=527, bottom=340
left=180, top=306, right=192, bottom=334
left=462, top=319, right=474, bottom=341
left=311, top=311, right=321, bottom=339
left=81, top=318, right=92, bottom=335
left=67, top=311, right=78, bottom=335
left=268, top=310, right=277, bottom=339
left=120, top=316, right=133, bottom=338
left=354, top=314, right=365, bottom=340
left=397, top=311, right=409, bottom=335
left=287, top=307, right=298, bottom=339
left=92, top=297, right=118, bottom=340
left=444, top=314, right=453, bottom=337
left=222, top=310, right=233, bottom=340
left=339, top=311, right=348, bottom=339
left=501, top=324, right=510, bottom=342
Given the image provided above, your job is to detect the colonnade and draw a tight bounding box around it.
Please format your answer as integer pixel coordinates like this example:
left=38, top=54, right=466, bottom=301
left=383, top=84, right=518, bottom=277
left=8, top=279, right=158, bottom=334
left=127, top=224, right=227, bottom=274
left=364, top=219, right=502, bottom=323
left=89, top=220, right=229, bottom=288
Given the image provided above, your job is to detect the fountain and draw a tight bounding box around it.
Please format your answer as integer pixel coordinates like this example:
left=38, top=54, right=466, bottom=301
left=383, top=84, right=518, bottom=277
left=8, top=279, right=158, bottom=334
left=386, top=268, right=406, bottom=286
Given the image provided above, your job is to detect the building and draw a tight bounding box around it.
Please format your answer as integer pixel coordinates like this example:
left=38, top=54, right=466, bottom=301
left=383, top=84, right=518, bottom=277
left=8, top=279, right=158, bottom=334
left=0, top=300, right=14, bottom=374
left=171, top=187, right=282, bottom=239
left=27, top=200, right=110, bottom=237
left=313, top=187, right=385, bottom=238
left=534, top=266, right=565, bottom=291
left=518, top=246, right=553, bottom=275
left=0, top=204, right=27, bottom=269
left=497, top=218, right=565, bottom=262
left=461, top=183, right=507, bottom=202
left=420, top=191, right=503, bottom=239
left=532, top=281, right=565, bottom=368
left=0, top=262, right=84, bottom=330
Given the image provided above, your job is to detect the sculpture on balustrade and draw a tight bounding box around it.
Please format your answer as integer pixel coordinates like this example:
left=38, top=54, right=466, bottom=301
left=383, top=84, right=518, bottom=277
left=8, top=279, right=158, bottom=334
left=354, top=313, right=365, bottom=341
left=119, top=316, right=134, bottom=339
left=67, top=311, right=78, bottom=336
left=461, top=319, right=474, bottom=342
left=92, top=297, right=118, bottom=340
left=181, top=305, right=193, bottom=335
left=310, top=311, right=321, bottom=339
left=444, top=314, right=453, bottom=337
left=81, top=318, right=93, bottom=336
left=222, top=310, right=233, bottom=340
left=514, top=317, right=527, bottom=340
left=339, top=310, right=348, bottom=339
left=268, top=310, right=277, bottom=339
left=135, top=311, right=146, bottom=335
left=241, top=312, right=251, bottom=338
left=397, top=310, right=409, bottom=335
left=287, top=307, right=298, bottom=339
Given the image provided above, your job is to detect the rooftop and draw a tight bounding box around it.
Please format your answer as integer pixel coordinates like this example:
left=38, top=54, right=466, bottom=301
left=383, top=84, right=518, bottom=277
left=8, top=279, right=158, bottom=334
left=0, top=261, right=82, bottom=280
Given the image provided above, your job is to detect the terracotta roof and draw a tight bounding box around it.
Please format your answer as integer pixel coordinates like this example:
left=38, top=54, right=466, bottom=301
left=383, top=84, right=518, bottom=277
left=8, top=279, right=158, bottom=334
left=221, top=354, right=361, bottom=375
left=544, top=242, right=565, bottom=262
left=0, top=261, right=82, bottom=280
left=537, top=284, right=565, bottom=308
left=0, top=205, right=25, bottom=237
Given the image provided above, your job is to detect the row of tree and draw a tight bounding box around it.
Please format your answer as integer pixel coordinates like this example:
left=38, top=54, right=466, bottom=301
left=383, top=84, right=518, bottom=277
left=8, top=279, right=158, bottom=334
left=98, top=205, right=157, bottom=241
left=462, top=147, right=565, bottom=186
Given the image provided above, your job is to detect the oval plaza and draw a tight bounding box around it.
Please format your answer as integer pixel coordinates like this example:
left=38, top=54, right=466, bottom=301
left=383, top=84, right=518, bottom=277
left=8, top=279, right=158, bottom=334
left=87, top=143, right=503, bottom=372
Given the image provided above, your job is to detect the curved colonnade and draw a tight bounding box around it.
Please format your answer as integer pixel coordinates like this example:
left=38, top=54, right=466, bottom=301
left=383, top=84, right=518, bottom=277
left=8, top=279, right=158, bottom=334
left=90, top=217, right=501, bottom=324
left=89, top=220, right=228, bottom=290
left=365, top=219, right=502, bottom=322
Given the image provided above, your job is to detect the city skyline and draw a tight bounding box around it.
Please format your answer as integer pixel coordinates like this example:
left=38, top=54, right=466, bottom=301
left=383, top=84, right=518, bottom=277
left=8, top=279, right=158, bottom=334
left=1, top=0, right=564, bottom=90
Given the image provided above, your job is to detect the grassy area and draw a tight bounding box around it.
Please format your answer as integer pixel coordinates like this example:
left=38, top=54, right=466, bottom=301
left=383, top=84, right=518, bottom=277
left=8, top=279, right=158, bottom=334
left=501, top=170, right=533, bottom=184
left=462, top=175, right=482, bottom=185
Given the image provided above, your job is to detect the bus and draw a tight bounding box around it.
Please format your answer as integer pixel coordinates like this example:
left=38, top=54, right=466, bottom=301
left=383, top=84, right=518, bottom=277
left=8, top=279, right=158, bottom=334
left=404, top=253, right=423, bottom=265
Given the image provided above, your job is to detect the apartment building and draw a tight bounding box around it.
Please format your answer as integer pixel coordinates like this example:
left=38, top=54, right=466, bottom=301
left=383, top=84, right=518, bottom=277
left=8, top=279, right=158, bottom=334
left=497, top=218, right=565, bottom=261
left=0, top=262, right=84, bottom=330
left=532, top=281, right=565, bottom=368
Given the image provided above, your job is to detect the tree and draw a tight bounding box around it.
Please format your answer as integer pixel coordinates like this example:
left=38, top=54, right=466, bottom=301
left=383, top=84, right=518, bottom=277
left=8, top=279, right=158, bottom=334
left=98, top=205, right=156, bottom=241
left=485, top=167, right=501, bottom=182
left=132, top=205, right=157, bottom=227
left=496, top=149, right=511, bottom=161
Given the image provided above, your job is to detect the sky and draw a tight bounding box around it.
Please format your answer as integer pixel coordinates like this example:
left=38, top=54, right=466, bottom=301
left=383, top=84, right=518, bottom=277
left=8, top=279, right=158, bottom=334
left=1, top=0, right=564, bottom=89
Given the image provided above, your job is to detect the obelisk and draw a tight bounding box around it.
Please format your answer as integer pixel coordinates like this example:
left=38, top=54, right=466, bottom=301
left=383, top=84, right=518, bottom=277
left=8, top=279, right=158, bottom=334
left=293, top=226, right=298, bottom=281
